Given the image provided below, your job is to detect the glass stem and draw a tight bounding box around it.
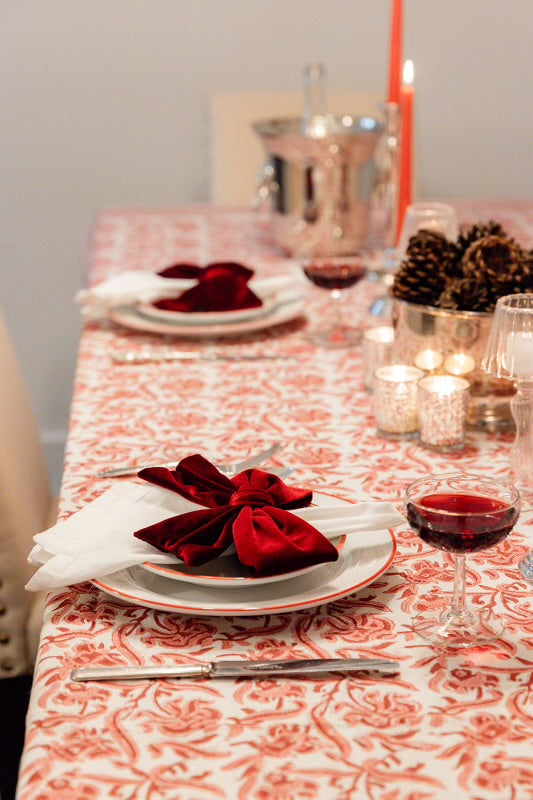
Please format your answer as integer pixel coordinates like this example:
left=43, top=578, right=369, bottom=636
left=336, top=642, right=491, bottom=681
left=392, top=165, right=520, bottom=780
left=510, top=382, right=533, bottom=489
left=330, top=289, right=343, bottom=337
left=451, top=554, right=467, bottom=619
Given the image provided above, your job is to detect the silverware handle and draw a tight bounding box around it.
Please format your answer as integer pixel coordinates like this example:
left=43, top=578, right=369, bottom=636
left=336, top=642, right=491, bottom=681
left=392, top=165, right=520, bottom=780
left=71, top=664, right=211, bottom=682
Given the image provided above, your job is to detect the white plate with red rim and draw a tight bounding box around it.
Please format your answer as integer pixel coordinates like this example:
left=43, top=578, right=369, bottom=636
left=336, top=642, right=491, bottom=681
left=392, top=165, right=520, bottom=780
left=92, top=491, right=396, bottom=616
left=136, top=294, right=279, bottom=326
left=108, top=293, right=305, bottom=338
left=92, top=529, right=395, bottom=616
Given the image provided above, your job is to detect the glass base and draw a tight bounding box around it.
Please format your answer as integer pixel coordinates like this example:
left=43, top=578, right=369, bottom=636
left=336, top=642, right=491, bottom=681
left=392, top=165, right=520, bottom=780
left=518, top=548, right=533, bottom=584
left=377, top=429, right=419, bottom=441
left=306, top=324, right=362, bottom=349
left=412, top=607, right=505, bottom=649
left=419, top=439, right=465, bottom=453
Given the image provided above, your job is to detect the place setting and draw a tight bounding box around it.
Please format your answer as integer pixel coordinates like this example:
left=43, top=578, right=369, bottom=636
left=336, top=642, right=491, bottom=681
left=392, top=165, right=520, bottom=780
left=77, top=259, right=308, bottom=340
left=27, top=449, right=403, bottom=618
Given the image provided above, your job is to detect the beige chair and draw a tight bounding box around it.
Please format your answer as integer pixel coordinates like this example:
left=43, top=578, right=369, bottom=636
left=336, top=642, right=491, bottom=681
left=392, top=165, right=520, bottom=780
left=0, top=308, right=57, bottom=679
left=209, top=89, right=384, bottom=205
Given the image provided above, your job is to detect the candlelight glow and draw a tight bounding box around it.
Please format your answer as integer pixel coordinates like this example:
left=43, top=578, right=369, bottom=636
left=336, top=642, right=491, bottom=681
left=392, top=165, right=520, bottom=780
left=414, top=348, right=443, bottom=372
left=443, top=353, right=476, bottom=377
left=403, top=59, right=414, bottom=86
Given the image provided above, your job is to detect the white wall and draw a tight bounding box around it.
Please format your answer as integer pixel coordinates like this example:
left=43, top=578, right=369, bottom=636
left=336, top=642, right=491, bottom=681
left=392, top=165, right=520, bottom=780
left=1, top=0, right=532, bottom=489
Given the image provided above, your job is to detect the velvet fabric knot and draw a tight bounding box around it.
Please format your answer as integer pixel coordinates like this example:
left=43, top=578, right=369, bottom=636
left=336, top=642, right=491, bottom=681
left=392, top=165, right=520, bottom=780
left=229, top=487, right=273, bottom=508
left=154, top=261, right=262, bottom=313
left=134, top=454, right=339, bottom=577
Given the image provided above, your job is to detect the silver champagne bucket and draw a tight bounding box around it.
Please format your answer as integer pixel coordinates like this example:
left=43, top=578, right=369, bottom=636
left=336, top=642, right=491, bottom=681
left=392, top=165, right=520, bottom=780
left=253, top=114, right=384, bottom=257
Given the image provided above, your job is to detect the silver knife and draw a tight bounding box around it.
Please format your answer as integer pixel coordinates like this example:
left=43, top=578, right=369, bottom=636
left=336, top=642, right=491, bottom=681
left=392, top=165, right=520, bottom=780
left=71, top=657, right=400, bottom=682
left=97, top=442, right=283, bottom=479
left=112, top=351, right=295, bottom=364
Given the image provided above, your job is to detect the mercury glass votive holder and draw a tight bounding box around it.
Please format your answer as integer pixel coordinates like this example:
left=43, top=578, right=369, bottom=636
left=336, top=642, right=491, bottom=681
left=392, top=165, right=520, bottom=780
left=362, top=326, right=395, bottom=389
left=418, top=375, right=470, bottom=451
left=373, top=364, right=423, bottom=438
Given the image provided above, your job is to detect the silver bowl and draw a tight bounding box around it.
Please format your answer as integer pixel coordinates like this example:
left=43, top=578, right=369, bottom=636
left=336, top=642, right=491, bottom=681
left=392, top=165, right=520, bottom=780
left=391, top=299, right=515, bottom=429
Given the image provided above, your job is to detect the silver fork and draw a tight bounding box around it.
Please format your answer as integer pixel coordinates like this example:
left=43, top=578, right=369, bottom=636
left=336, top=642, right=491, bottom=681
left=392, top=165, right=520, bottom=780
left=97, top=442, right=284, bottom=479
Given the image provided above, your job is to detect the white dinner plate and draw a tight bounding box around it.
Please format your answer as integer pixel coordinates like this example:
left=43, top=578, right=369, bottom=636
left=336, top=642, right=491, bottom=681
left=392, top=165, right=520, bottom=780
left=108, top=293, right=305, bottom=338
left=140, top=490, right=349, bottom=588
left=92, top=529, right=396, bottom=616
left=136, top=294, right=279, bottom=326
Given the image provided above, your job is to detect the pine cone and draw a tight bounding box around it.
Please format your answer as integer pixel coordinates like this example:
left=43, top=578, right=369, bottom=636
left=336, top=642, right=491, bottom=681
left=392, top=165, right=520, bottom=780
left=439, top=275, right=495, bottom=312
left=392, top=229, right=451, bottom=306
left=456, top=220, right=507, bottom=261
left=462, top=234, right=527, bottom=297
left=449, top=219, right=508, bottom=281
left=520, top=250, right=533, bottom=293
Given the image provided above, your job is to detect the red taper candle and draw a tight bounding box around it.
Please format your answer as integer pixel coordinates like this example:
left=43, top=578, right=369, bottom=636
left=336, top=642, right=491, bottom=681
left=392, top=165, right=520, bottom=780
left=387, top=0, right=403, bottom=104
left=397, top=59, right=414, bottom=243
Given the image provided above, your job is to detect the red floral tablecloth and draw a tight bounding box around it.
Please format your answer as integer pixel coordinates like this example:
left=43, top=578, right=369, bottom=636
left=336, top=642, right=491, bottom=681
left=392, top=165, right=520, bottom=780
left=18, top=203, right=533, bottom=800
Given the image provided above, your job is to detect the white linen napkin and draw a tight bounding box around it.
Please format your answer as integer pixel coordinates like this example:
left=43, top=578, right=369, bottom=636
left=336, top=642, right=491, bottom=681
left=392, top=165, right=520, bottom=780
left=26, top=482, right=404, bottom=591
left=76, top=267, right=304, bottom=320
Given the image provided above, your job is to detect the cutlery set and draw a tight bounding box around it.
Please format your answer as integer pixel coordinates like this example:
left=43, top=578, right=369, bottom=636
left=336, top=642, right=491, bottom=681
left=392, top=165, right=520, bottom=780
left=90, top=432, right=400, bottom=682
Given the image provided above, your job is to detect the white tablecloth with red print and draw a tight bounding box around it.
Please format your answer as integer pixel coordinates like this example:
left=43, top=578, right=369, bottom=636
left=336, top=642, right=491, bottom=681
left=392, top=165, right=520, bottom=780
left=18, top=202, right=533, bottom=800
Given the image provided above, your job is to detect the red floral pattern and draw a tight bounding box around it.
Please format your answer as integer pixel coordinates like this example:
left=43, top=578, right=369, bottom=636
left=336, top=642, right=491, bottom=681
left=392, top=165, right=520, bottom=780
left=18, top=203, right=533, bottom=800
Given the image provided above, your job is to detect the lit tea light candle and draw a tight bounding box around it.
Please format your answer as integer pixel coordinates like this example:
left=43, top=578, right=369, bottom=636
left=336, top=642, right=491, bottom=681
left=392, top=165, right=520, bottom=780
left=506, top=331, right=533, bottom=376
left=443, top=352, right=476, bottom=376
left=373, top=364, right=423, bottom=438
left=418, top=375, right=470, bottom=451
left=362, top=326, right=395, bottom=389
left=414, top=348, right=443, bottom=372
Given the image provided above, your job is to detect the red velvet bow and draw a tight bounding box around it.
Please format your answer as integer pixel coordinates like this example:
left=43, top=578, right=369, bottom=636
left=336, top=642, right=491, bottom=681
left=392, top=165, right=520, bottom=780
left=134, top=455, right=339, bottom=577
left=154, top=261, right=262, bottom=313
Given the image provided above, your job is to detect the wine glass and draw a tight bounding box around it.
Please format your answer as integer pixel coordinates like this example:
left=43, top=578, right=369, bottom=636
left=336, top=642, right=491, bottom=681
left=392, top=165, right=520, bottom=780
left=368, top=201, right=458, bottom=321
left=396, top=202, right=459, bottom=261
left=404, top=473, right=521, bottom=648
left=482, top=293, right=533, bottom=502
left=301, top=255, right=367, bottom=347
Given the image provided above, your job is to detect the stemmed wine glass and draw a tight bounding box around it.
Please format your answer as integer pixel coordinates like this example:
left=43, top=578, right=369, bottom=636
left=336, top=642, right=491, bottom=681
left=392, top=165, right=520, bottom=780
left=405, top=473, right=521, bottom=648
left=301, top=255, right=367, bottom=347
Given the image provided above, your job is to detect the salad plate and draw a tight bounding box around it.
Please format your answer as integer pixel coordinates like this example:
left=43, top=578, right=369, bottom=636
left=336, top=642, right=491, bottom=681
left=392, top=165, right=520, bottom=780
left=141, top=535, right=346, bottom=587
left=140, top=491, right=349, bottom=587
left=136, top=294, right=278, bottom=326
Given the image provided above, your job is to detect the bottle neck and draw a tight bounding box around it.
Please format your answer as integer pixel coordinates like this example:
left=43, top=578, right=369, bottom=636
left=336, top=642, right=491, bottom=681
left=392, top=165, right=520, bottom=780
left=303, top=63, right=328, bottom=120
left=302, top=62, right=332, bottom=137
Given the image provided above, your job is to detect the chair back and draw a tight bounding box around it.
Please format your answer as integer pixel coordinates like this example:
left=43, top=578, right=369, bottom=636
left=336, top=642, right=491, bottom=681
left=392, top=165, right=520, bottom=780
left=0, top=309, right=53, bottom=676
left=209, top=89, right=383, bottom=205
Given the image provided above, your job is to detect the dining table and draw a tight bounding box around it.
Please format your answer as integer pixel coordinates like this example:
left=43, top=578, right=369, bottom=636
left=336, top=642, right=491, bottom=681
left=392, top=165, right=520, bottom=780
left=17, top=200, right=533, bottom=800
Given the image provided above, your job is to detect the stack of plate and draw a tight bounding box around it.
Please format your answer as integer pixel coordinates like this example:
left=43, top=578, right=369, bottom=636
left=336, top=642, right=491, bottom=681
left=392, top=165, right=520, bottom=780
left=92, top=493, right=396, bottom=616
left=108, top=289, right=306, bottom=338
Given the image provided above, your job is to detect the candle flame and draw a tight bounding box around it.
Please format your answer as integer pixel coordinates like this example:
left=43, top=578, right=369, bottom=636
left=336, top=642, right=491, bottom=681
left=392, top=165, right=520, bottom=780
left=403, top=59, right=414, bottom=85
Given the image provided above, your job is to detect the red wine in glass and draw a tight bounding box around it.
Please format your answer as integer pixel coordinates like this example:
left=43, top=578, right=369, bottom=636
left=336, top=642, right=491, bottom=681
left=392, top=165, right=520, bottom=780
left=405, top=492, right=519, bottom=554
left=404, top=474, right=520, bottom=648
left=300, top=256, right=367, bottom=347
left=303, top=260, right=366, bottom=290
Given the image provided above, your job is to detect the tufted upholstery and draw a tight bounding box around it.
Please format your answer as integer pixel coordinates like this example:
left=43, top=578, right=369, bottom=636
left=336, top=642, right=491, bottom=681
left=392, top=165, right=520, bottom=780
left=0, top=309, right=57, bottom=679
